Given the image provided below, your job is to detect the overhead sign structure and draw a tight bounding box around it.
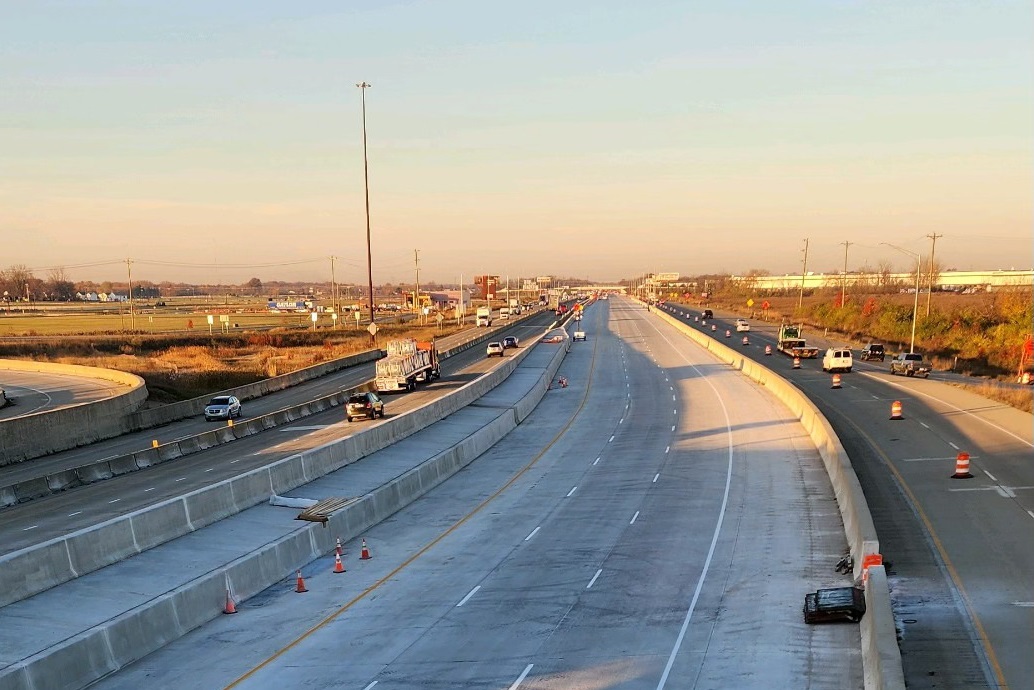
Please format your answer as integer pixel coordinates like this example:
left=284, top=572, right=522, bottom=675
left=655, top=272, right=680, bottom=282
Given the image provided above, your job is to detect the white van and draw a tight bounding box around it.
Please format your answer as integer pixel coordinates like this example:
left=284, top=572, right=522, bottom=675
left=822, top=347, right=853, bottom=373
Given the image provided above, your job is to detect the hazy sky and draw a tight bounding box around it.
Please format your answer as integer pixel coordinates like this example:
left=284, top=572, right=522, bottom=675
left=2, top=1, right=1031, bottom=285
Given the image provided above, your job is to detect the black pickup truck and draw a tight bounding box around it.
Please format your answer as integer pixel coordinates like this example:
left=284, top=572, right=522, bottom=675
left=859, top=344, right=885, bottom=362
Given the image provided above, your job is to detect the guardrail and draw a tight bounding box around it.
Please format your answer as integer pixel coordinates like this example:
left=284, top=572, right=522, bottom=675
left=651, top=307, right=905, bottom=690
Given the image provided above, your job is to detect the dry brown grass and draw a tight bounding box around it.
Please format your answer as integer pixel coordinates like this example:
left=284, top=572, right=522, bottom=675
left=948, top=382, right=1033, bottom=414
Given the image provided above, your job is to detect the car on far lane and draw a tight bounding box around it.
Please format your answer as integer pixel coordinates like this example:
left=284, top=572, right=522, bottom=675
left=502, top=335, right=519, bottom=349
left=204, top=395, right=242, bottom=421
left=735, top=319, right=750, bottom=332
left=702, top=309, right=714, bottom=320
left=486, top=342, right=505, bottom=357
left=858, top=344, right=886, bottom=362
left=346, top=391, right=384, bottom=422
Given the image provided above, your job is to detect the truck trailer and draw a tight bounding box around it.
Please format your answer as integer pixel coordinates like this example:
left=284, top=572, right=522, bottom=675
left=476, top=307, right=492, bottom=327
left=777, top=324, right=820, bottom=358
left=375, top=339, right=441, bottom=392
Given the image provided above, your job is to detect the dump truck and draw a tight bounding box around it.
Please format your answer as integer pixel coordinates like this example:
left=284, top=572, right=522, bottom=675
left=375, top=339, right=441, bottom=392
left=476, top=306, right=492, bottom=327
left=777, top=324, right=820, bottom=358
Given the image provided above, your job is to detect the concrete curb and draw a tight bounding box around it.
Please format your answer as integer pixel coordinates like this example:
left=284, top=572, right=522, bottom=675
left=652, top=308, right=904, bottom=690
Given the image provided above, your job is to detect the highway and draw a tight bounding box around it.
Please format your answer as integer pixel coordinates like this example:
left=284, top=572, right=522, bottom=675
left=0, top=315, right=555, bottom=554
left=658, top=303, right=1034, bottom=690
left=92, top=296, right=860, bottom=689
left=0, top=369, right=127, bottom=420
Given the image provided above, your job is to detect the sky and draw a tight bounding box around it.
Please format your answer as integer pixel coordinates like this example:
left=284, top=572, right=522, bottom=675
left=1, top=0, right=1031, bottom=286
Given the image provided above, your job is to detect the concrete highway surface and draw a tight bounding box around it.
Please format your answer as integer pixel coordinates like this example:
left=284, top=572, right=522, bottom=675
left=93, top=296, right=860, bottom=689
left=0, top=316, right=554, bottom=555
left=0, top=369, right=128, bottom=420
left=659, top=303, right=1034, bottom=690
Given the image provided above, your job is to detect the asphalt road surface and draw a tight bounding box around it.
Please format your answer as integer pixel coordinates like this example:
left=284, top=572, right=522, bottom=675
left=660, top=304, right=1034, bottom=690
left=0, top=369, right=128, bottom=420
left=95, top=296, right=860, bottom=690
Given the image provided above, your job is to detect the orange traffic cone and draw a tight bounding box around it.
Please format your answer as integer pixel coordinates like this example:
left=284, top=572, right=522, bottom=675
left=711, top=324, right=717, bottom=332
left=223, top=589, right=238, bottom=614
left=295, top=569, right=308, bottom=593
left=333, top=552, right=346, bottom=574
left=335, top=537, right=342, bottom=557
left=890, top=400, right=903, bottom=420
left=360, top=538, right=371, bottom=560
left=792, top=356, right=801, bottom=369
left=831, top=374, right=842, bottom=389
left=725, top=329, right=731, bottom=338
left=951, top=452, right=973, bottom=479
left=861, top=553, right=883, bottom=585
left=764, top=345, right=772, bottom=356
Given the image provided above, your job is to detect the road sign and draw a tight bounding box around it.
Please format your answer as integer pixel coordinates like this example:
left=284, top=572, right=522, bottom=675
left=354, top=310, right=361, bottom=323
left=1024, top=337, right=1033, bottom=355
left=367, top=323, right=378, bottom=336
left=436, top=312, right=444, bottom=323
left=762, top=300, right=771, bottom=310
left=747, top=299, right=754, bottom=308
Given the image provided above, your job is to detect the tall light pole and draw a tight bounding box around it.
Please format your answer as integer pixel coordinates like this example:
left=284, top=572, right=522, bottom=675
left=798, top=238, right=810, bottom=310
left=840, top=241, right=851, bottom=308
left=881, top=243, right=923, bottom=354
left=356, top=81, right=375, bottom=333
left=925, top=233, right=942, bottom=317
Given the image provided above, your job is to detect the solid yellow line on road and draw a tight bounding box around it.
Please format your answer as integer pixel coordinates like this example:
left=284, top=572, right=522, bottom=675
left=225, top=338, right=599, bottom=689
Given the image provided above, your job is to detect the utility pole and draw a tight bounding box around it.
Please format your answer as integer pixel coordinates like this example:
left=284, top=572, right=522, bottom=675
left=126, top=258, right=135, bottom=330
left=356, top=81, right=375, bottom=335
left=798, top=238, right=809, bottom=310
left=925, top=233, right=942, bottom=316
left=840, top=241, right=851, bottom=308
left=413, top=249, right=421, bottom=318
left=330, top=256, right=338, bottom=315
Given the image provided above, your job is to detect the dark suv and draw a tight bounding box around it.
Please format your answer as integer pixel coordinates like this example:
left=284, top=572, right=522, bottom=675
left=702, top=309, right=714, bottom=320
left=859, top=344, right=885, bottom=362
left=346, top=391, right=384, bottom=422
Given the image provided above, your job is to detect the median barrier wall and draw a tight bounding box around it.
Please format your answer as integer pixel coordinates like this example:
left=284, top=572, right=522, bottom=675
left=651, top=309, right=903, bottom=690
left=0, top=361, right=147, bottom=466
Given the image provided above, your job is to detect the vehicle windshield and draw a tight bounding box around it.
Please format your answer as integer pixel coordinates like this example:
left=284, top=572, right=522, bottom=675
left=348, top=395, right=368, bottom=404
left=209, top=397, right=231, bottom=406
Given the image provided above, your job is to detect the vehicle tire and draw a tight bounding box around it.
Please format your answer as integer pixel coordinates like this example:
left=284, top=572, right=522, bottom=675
left=889, top=368, right=895, bottom=375
left=846, top=368, right=852, bottom=373
left=347, top=416, right=353, bottom=423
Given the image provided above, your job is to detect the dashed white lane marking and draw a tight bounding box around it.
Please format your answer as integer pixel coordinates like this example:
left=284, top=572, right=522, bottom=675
left=672, top=395, right=676, bottom=401
left=903, top=455, right=979, bottom=463
left=871, top=394, right=880, bottom=400
left=509, top=664, right=534, bottom=689
left=1013, top=602, right=1034, bottom=607
left=673, top=409, right=677, bottom=415
left=665, top=446, right=670, bottom=453
left=68, top=511, right=82, bottom=517
left=593, top=457, right=601, bottom=466
left=671, top=425, right=675, bottom=431
left=1028, top=510, right=1034, bottom=520
left=175, top=477, right=186, bottom=482
left=609, top=435, right=615, bottom=443
left=22, top=525, right=37, bottom=531
left=525, top=526, right=540, bottom=541
left=949, top=485, right=1034, bottom=496
left=948, top=442, right=960, bottom=450
left=205, top=468, right=214, bottom=472
left=619, top=418, right=623, bottom=424
left=230, top=459, right=241, bottom=464
left=567, top=486, right=577, bottom=498
left=587, top=569, right=602, bottom=589
left=108, top=498, right=121, bottom=504
left=456, top=585, right=481, bottom=607
left=363, top=681, right=378, bottom=690
left=918, top=421, right=930, bottom=429
left=984, top=470, right=997, bottom=481
left=653, top=474, right=660, bottom=483
left=144, top=487, right=155, bottom=492
left=281, top=425, right=330, bottom=431
left=630, top=511, right=640, bottom=525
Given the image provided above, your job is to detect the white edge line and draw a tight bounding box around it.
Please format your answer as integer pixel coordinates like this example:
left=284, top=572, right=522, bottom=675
left=652, top=473, right=659, bottom=483
left=456, top=585, right=481, bottom=607
left=566, top=486, right=577, bottom=497
left=524, top=526, right=540, bottom=541
left=587, top=569, right=602, bottom=589
left=509, top=663, right=534, bottom=690
left=363, top=682, right=378, bottom=690
left=630, top=511, right=639, bottom=525
left=593, top=457, right=600, bottom=465
left=919, top=421, right=930, bottom=429
left=984, top=470, right=997, bottom=482
left=949, top=442, right=959, bottom=450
